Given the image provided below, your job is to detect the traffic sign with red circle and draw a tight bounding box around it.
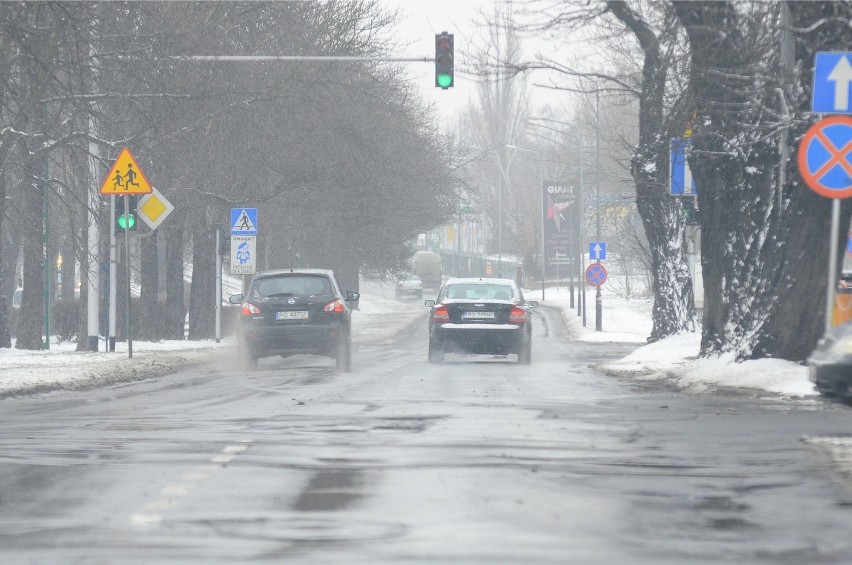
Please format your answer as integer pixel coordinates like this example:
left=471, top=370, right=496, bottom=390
left=585, top=263, right=607, bottom=287
left=797, top=116, right=852, bottom=199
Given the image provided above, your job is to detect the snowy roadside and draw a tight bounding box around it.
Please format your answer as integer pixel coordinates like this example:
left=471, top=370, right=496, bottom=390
left=528, top=288, right=816, bottom=400
left=0, top=292, right=425, bottom=398
left=0, top=285, right=818, bottom=401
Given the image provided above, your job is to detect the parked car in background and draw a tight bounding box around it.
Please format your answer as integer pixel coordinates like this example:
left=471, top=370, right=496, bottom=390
left=424, top=277, right=538, bottom=364
left=808, top=321, right=852, bottom=404
left=395, top=275, right=423, bottom=300
left=230, top=268, right=360, bottom=372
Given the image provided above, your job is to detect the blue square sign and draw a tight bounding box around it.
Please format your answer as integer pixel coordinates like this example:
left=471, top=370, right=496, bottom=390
left=231, top=208, right=257, bottom=235
left=813, top=52, right=852, bottom=114
left=589, top=242, right=606, bottom=261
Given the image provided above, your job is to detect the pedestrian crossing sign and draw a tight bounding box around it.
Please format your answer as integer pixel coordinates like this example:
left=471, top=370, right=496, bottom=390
left=231, top=208, right=258, bottom=235
left=99, top=147, right=153, bottom=195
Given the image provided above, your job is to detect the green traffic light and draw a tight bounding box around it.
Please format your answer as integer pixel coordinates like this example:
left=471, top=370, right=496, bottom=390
left=118, top=214, right=136, bottom=230
left=437, top=74, right=452, bottom=88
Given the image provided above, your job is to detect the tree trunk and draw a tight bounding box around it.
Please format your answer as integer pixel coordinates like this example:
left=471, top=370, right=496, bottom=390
left=137, top=229, right=159, bottom=340
left=674, top=1, right=852, bottom=361
left=162, top=209, right=186, bottom=340
left=15, top=152, right=45, bottom=350
left=60, top=233, right=75, bottom=301
left=608, top=1, right=696, bottom=341
left=0, top=147, right=10, bottom=348
left=188, top=227, right=214, bottom=340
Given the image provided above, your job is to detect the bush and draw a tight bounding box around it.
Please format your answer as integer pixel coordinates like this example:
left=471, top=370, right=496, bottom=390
left=52, top=299, right=80, bottom=343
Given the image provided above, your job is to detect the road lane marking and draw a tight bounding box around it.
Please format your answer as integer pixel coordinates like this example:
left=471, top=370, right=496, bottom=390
left=129, top=440, right=252, bottom=527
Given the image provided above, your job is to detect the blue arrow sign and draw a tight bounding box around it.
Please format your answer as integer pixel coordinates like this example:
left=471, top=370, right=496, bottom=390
left=670, top=139, right=697, bottom=196
left=589, top=242, right=607, bottom=261
left=231, top=208, right=258, bottom=235
left=813, top=52, right=852, bottom=114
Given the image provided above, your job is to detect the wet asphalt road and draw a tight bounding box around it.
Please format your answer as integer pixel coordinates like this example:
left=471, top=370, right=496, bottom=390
left=1, top=306, right=852, bottom=563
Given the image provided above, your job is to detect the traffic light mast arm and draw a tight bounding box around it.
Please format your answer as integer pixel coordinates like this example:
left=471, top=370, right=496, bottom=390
left=186, top=55, right=434, bottom=62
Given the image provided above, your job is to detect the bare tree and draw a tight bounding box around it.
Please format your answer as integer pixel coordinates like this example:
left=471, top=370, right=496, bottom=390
left=466, top=4, right=531, bottom=270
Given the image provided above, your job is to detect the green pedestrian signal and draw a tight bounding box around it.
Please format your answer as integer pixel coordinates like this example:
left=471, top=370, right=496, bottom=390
left=116, top=195, right=138, bottom=233
left=435, top=32, right=454, bottom=89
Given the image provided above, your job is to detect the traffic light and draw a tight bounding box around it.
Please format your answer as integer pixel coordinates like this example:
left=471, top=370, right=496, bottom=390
left=682, top=199, right=699, bottom=226
left=435, top=32, right=454, bottom=89
left=116, top=195, right=138, bottom=233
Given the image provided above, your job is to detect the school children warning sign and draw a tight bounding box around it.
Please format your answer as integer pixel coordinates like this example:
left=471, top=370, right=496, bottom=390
left=99, top=147, right=153, bottom=195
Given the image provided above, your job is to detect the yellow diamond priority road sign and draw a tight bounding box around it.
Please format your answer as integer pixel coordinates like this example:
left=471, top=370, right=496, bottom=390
left=137, top=187, right=175, bottom=230
left=99, top=147, right=153, bottom=195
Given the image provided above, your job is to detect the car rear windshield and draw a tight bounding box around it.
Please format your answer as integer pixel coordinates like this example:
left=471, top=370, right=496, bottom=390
left=444, top=284, right=514, bottom=300
left=250, top=275, right=332, bottom=299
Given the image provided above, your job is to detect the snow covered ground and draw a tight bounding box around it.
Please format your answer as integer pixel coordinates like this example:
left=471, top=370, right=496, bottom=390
left=0, top=285, right=816, bottom=400
left=529, top=287, right=816, bottom=399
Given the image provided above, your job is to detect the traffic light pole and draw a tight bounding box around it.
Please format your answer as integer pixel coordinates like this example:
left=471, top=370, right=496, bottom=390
left=187, top=55, right=433, bottom=63
left=124, top=194, right=133, bottom=359
left=215, top=225, right=222, bottom=344
left=109, top=195, right=117, bottom=351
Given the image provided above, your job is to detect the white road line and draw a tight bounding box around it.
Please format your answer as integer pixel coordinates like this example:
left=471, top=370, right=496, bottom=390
left=129, top=441, right=252, bottom=527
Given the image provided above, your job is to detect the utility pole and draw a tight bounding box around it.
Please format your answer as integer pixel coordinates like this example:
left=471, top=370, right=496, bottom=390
left=595, top=92, right=602, bottom=332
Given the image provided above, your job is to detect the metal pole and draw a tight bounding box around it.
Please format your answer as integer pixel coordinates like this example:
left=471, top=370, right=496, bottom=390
left=43, top=171, right=50, bottom=350
left=826, top=199, right=841, bottom=333
left=124, top=194, right=133, bottom=358
left=498, top=175, right=502, bottom=277
left=540, top=160, right=545, bottom=301
left=578, top=134, right=586, bottom=324
left=109, top=195, right=117, bottom=351
left=595, top=92, right=603, bottom=332
left=215, top=226, right=222, bottom=344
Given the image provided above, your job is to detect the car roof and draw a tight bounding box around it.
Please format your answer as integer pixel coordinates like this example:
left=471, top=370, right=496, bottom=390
left=444, top=277, right=517, bottom=287
left=252, top=268, right=336, bottom=278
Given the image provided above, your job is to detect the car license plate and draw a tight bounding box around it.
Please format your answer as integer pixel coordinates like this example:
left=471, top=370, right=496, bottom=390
left=276, top=311, right=309, bottom=320
left=462, top=311, right=495, bottom=319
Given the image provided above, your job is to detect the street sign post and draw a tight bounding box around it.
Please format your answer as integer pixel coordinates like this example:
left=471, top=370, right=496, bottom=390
left=100, top=147, right=155, bottom=359
left=797, top=114, right=852, bottom=333
left=813, top=52, right=852, bottom=114
left=797, top=116, right=852, bottom=199
left=99, top=148, right=153, bottom=196
left=670, top=138, right=697, bottom=196
left=137, top=187, right=174, bottom=230
left=589, top=242, right=607, bottom=261
left=231, top=208, right=258, bottom=236
left=585, top=263, right=607, bottom=287
left=230, top=235, right=256, bottom=275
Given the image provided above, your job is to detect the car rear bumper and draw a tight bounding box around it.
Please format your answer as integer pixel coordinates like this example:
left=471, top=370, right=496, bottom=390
left=809, top=362, right=852, bottom=397
left=432, top=324, right=527, bottom=355
left=241, top=322, right=346, bottom=358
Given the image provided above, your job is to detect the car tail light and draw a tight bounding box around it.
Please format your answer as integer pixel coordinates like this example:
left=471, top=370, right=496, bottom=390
left=324, top=299, right=345, bottom=313
left=432, top=305, right=450, bottom=322
left=241, top=302, right=261, bottom=316
left=509, top=306, right=527, bottom=324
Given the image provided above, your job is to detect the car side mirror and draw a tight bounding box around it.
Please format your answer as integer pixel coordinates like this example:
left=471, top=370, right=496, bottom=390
left=229, top=294, right=244, bottom=304
left=346, top=291, right=360, bottom=302
left=527, top=300, right=539, bottom=308
left=424, top=299, right=436, bottom=307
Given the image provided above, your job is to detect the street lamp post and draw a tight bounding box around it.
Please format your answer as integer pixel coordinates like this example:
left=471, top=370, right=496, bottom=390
left=505, top=144, right=545, bottom=301
left=594, top=92, right=602, bottom=332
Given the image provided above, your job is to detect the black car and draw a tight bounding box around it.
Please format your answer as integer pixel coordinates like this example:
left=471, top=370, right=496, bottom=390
left=808, top=322, right=852, bottom=404
left=229, top=268, right=360, bottom=371
left=425, top=277, right=538, bottom=364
